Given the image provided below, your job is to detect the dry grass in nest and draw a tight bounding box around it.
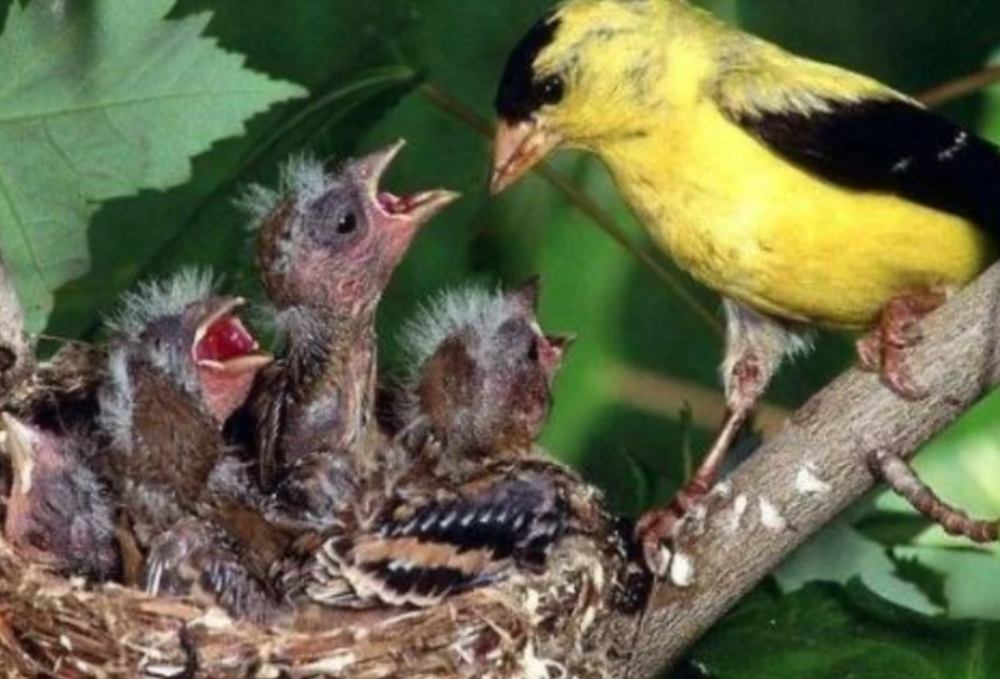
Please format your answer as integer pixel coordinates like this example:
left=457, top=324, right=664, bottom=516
left=0, top=532, right=620, bottom=678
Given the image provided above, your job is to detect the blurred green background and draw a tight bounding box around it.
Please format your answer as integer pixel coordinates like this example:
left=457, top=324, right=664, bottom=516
left=2, top=0, right=1000, bottom=676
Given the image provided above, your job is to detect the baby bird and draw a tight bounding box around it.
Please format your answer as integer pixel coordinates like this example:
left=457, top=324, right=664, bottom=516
left=99, top=270, right=276, bottom=613
left=241, top=142, right=458, bottom=518
left=302, top=282, right=585, bottom=608
left=491, top=0, right=1000, bottom=555
left=1, top=413, right=119, bottom=580
left=395, top=280, right=573, bottom=472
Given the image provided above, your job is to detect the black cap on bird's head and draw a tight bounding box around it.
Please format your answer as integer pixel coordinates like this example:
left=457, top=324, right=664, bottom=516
left=401, top=280, right=574, bottom=455
left=246, top=141, right=459, bottom=315
left=491, top=0, right=664, bottom=194
left=105, top=270, right=273, bottom=426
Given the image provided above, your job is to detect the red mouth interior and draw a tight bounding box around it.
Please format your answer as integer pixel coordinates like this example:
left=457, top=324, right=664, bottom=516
left=378, top=191, right=418, bottom=215
left=195, top=316, right=257, bottom=363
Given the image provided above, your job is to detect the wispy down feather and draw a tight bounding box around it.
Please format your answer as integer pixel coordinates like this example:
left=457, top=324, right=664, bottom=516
left=104, top=268, right=217, bottom=341
left=399, top=285, right=526, bottom=382
left=236, top=154, right=330, bottom=231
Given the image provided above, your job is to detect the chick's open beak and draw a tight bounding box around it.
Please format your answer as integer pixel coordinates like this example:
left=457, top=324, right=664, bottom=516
left=361, top=139, right=461, bottom=227
left=192, top=297, right=272, bottom=375
left=490, top=119, right=562, bottom=195
left=1, top=413, right=37, bottom=490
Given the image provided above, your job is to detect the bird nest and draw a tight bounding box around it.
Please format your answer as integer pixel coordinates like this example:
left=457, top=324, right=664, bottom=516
left=0, top=529, right=623, bottom=678
left=0, top=350, right=633, bottom=678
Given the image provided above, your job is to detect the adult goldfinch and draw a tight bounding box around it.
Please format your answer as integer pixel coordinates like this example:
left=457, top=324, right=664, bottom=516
left=491, top=0, right=1000, bottom=558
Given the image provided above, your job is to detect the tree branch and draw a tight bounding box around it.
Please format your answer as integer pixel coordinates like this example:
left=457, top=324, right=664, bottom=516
left=618, top=261, right=1000, bottom=679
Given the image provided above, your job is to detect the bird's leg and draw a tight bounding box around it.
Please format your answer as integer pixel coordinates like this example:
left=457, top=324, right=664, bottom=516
left=869, top=449, right=998, bottom=542
left=855, top=290, right=947, bottom=399
left=636, top=302, right=806, bottom=575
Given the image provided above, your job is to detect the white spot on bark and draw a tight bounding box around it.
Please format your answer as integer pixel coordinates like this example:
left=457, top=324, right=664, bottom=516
left=712, top=480, right=733, bottom=499
left=758, top=497, right=788, bottom=532
left=796, top=464, right=832, bottom=496
left=670, top=552, right=695, bottom=588
left=726, top=494, right=749, bottom=535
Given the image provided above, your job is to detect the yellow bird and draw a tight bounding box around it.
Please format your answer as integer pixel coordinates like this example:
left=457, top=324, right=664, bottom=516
left=490, top=0, right=1000, bottom=553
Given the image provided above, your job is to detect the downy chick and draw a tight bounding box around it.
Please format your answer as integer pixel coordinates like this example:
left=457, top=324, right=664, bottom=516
left=1, top=413, right=119, bottom=580
left=99, top=270, right=276, bottom=614
left=241, top=141, right=458, bottom=519
left=302, top=283, right=606, bottom=609
left=395, top=280, right=572, bottom=473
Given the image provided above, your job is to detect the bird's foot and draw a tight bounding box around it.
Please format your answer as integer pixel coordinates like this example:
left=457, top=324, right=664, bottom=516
left=634, top=485, right=704, bottom=578
left=855, top=290, right=946, bottom=399
left=635, top=408, right=749, bottom=577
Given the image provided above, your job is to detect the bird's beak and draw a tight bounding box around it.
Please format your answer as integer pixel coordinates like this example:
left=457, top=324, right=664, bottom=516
left=490, top=119, right=562, bottom=195
left=538, top=333, right=576, bottom=381
left=1, top=413, right=36, bottom=492
left=363, top=139, right=461, bottom=227
left=193, top=297, right=273, bottom=375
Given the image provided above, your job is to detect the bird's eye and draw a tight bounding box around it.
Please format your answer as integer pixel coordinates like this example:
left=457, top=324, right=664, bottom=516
left=336, top=212, right=358, bottom=235
left=537, top=75, right=565, bottom=105
left=527, top=338, right=540, bottom=363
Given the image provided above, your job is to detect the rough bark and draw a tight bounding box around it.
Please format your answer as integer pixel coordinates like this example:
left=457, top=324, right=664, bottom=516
left=618, top=261, right=1000, bottom=679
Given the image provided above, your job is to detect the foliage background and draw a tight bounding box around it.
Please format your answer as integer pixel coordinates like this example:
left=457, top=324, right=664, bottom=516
left=2, top=0, right=1000, bottom=676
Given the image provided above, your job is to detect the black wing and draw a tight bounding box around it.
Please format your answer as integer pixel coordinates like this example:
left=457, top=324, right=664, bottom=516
left=726, top=97, right=1000, bottom=233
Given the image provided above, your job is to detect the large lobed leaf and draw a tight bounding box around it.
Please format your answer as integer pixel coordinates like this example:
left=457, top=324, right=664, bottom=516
left=0, top=0, right=304, bottom=332
left=696, top=582, right=1000, bottom=679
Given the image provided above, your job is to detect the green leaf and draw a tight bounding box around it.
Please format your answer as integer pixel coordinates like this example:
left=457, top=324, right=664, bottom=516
left=777, top=519, right=943, bottom=616
left=697, top=581, right=1000, bottom=679
left=979, top=50, right=1000, bottom=142
left=0, top=0, right=304, bottom=332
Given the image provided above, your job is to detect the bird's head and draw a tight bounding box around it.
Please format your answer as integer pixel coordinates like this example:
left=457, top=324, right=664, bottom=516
left=2, top=413, right=69, bottom=562
left=492, top=0, right=674, bottom=193
left=105, top=270, right=273, bottom=427
left=249, top=141, right=459, bottom=316
left=402, top=280, right=573, bottom=455
left=0, top=413, right=118, bottom=577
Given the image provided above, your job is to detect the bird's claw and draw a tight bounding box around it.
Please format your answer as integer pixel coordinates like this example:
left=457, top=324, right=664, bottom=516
left=880, top=346, right=929, bottom=400
left=856, top=290, right=945, bottom=399
left=635, top=507, right=682, bottom=578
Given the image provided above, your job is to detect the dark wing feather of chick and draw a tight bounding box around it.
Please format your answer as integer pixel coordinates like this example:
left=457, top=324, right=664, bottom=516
left=309, top=473, right=568, bottom=607
left=237, top=360, right=289, bottom=490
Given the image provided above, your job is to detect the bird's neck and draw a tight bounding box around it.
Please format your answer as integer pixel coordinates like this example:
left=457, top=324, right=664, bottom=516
left=280, top=304, right=378, bottom=462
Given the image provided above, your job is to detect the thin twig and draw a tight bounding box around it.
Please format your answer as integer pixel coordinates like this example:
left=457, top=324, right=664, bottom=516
left=869, top=448, right=998, bottom=542
left=918, top=64, right=1000, bottom=108
left=610, top=362, right=791, bottom=436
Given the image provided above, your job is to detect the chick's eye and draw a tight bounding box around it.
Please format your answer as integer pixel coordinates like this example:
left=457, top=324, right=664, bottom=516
left=537, top=75, right=565, bottom=105
left=336, top=212, right=358, bottom=235
left=526, top=338, right=540, bottom=363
